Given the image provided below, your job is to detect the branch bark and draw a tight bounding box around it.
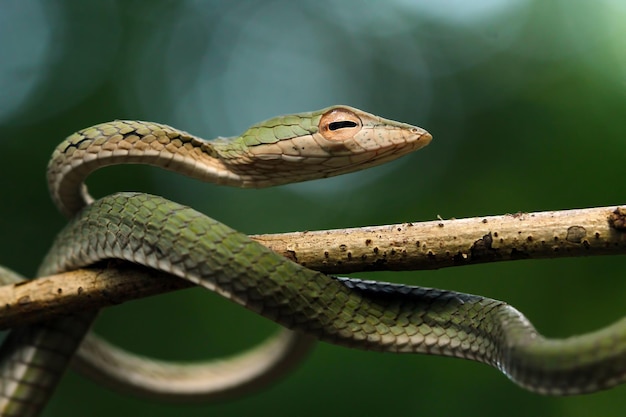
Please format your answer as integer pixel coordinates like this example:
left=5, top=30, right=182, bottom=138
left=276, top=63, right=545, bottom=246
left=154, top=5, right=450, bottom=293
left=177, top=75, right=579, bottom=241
left=1, top=205, right=625, bottom=329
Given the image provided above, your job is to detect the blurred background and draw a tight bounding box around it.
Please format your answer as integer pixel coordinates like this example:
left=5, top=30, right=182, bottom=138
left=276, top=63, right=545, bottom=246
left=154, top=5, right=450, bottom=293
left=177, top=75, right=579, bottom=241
left=1, top=0, right=626, bottom=416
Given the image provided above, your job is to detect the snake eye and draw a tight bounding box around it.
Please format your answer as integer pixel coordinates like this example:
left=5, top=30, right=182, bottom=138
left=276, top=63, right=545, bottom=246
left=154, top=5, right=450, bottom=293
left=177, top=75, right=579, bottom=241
left=329, top=121, right=358, bottom=131
left=319, top=108, right=362, bottom=141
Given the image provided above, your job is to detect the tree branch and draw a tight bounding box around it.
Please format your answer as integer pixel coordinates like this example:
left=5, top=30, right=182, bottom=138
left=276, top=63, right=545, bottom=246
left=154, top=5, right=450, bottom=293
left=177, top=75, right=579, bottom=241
left=1, top=205, right=625, bottom=329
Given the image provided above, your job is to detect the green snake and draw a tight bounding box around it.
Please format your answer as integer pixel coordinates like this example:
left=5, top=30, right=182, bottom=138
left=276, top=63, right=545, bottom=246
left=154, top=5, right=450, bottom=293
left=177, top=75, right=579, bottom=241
left=1, top=105, right=625, bottom=416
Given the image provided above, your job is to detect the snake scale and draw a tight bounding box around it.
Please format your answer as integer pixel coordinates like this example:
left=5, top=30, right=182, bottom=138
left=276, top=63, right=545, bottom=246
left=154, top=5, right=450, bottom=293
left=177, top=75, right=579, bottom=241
left=1, top=105, right=625, bottom=417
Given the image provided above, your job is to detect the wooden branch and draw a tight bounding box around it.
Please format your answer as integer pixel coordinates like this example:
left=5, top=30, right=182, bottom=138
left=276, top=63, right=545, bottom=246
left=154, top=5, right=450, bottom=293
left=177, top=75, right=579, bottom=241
left=255, top=205, right=626, bottom=273
left=1, top=205, right=625, bottom=329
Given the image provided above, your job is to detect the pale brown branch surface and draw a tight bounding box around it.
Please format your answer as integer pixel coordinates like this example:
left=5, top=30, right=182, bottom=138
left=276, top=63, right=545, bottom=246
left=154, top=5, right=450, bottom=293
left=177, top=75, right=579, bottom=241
left=1, top=205, right=625, bottom=330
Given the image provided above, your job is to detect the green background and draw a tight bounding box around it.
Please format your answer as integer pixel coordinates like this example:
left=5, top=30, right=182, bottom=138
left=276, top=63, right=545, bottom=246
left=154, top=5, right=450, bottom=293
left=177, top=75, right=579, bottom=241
left=1, top=1, right=625, bottom=416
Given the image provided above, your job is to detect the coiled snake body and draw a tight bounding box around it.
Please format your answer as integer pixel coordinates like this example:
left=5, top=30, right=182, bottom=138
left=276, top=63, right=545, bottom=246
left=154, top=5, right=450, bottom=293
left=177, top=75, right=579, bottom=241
left=1, top=106, right=625, bottom=416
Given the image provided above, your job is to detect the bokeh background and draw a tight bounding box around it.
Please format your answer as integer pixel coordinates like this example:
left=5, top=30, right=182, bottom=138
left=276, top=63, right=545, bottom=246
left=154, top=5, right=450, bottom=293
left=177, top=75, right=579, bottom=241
left=1, top=0, right=626, bottom=416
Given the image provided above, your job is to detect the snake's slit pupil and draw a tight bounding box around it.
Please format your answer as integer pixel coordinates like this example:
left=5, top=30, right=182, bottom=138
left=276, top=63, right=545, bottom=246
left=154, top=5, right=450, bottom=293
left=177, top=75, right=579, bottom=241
left=329, top=121, right=358, bottom=131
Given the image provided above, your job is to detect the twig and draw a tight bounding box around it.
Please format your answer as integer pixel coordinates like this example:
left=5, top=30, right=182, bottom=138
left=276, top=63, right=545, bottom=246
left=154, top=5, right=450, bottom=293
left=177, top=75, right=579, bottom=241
left=1, top=205, right=625, bottom=329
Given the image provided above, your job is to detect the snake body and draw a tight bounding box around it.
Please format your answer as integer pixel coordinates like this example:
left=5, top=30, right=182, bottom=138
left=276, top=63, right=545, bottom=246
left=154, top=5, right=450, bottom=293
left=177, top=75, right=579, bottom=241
left=2, top=105, right=626, bottom=416
left=0, top=106, right=431, bottom=416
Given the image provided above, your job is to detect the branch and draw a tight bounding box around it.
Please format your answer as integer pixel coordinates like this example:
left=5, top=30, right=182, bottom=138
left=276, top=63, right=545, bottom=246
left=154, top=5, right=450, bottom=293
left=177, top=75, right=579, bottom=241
left=1, top=205, right=625, bottom=329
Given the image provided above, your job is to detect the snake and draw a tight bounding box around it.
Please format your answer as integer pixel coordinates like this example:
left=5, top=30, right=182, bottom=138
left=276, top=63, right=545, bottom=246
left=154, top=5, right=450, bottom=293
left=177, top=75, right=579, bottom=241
left=1, top=105, right=626, bottom=416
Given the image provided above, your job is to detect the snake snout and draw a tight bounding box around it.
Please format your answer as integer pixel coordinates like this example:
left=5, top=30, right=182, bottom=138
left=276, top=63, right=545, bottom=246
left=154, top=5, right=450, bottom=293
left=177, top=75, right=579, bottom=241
left=410, top=129, right=432, bottom=151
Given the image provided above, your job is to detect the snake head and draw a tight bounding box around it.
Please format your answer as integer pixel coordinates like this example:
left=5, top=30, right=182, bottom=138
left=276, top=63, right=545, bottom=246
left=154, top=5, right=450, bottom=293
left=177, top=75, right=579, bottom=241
left=219, top=105, right=432, bottom=187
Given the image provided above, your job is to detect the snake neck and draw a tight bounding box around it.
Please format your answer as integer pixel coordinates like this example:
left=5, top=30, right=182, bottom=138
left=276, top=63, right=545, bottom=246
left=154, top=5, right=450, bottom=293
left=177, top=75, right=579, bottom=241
left=47, top=120, right=250, bottom=217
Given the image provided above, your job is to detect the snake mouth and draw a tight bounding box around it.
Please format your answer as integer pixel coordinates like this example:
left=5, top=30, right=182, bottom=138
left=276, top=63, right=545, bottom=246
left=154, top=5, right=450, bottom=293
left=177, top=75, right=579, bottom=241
left=238, top=128, right=433, bottom=187
left=243, top=135, right=432, bottom=188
